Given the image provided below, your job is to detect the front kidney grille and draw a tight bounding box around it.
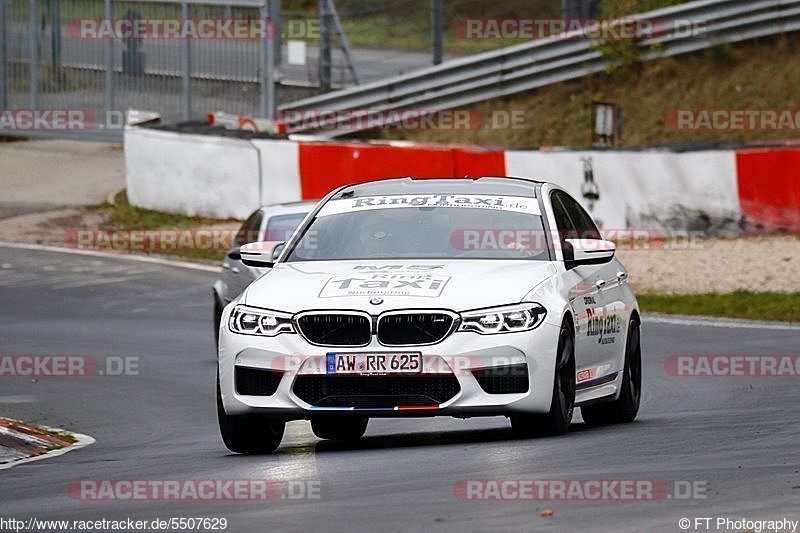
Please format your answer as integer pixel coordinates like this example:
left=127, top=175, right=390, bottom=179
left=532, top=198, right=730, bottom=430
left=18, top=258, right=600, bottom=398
left=377, top=312, right=455, bottom=346
left=296, top=313, right=372, bottom=346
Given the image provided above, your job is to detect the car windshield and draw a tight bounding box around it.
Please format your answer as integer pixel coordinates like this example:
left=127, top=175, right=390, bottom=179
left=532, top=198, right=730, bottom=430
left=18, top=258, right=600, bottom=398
left=286, top=193, right=549, bottom=261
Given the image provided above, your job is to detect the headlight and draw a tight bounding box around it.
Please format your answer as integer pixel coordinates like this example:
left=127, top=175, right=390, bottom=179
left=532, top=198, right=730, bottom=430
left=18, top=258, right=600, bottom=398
left=459, top=303, right=547, bottom=334
left=228, top=305, right=295, bottom=336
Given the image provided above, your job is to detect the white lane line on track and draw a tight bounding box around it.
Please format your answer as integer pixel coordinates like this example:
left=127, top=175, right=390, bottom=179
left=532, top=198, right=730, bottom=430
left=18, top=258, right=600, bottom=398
left=643, top=314, right=800, bottom=331
left=0, top=396, right=37, bottom=404
left=50, top=275, right=141, bottom=290
left=0, top=242, right=220, bottom=273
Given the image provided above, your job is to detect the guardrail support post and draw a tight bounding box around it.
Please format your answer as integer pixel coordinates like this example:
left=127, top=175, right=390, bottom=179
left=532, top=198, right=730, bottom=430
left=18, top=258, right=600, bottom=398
left=328, top=0, right=358, bottom=85
left=180, top=1, right=191, bottom=121
left=28, top=0, right=39, bottom=109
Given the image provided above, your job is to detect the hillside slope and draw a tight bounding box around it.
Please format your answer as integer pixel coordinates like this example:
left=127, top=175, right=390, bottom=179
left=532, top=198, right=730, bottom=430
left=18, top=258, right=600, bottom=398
left=370, top=33, right=800, bottom=148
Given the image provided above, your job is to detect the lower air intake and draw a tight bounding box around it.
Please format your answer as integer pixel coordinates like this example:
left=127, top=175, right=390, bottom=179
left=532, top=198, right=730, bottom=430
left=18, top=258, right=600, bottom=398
left=293, top=375, right=460, bottom=408
left=472, top=363, right=529, bottom=394
left=235, top=367, right=283, bottom=396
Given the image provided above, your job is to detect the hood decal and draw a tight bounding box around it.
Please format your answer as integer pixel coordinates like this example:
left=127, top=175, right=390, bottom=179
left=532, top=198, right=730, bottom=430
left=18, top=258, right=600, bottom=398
left=319, top=268, right=451, bottom=298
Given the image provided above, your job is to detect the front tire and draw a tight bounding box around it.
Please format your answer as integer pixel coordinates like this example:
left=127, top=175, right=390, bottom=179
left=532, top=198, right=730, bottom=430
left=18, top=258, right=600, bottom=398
left=217, top=377, right=285, bottom=454
left=213, top=296, right=223, bottom=349
left=311, top=417, right=369, bottom=441
left=510, top=323, right=575, bottom=437
left=581, top=318, right=642, bottom=425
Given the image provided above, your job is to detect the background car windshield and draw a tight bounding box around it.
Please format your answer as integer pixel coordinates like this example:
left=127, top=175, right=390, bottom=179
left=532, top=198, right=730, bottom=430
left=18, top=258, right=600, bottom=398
left=264, top=213, right=308, bottom=242
left=286, top=205, right=548, bottom=261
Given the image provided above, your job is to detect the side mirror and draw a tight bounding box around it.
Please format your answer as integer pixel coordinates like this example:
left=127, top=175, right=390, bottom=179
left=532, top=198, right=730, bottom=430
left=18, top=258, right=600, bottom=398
left=240, top=241, right=285, bottom=268
left=564, top=238, right=615, bottom=266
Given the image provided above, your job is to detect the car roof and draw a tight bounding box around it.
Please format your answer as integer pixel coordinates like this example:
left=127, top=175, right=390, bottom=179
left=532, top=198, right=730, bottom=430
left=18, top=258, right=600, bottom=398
left=333, top=177, right=542, bottom=199
left=260, top=200, right=318, bottom=217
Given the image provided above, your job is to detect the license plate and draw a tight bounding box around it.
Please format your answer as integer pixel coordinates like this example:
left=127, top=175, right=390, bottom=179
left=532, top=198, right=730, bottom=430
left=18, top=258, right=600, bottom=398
left=326, top=353, right=423, bottom=375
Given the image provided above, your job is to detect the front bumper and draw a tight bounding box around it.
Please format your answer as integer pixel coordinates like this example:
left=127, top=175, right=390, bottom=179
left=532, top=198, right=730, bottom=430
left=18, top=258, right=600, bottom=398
left=218, top=307, right=561, bottom=419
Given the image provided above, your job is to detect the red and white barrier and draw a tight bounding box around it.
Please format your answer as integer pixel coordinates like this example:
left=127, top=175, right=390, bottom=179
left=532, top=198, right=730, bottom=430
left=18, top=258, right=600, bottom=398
left=505, top=149, right=741, bottom=232
left=124, top=126, right=800, bottom=232
left=125, top=128, right=261, bottom=219
left=736, top=147, right=800, bottom=232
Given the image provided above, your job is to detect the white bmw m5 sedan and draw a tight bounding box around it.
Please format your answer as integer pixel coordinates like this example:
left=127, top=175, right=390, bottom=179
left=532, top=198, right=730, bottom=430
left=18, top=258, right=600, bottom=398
left=217, top=177, right=642, bottom=453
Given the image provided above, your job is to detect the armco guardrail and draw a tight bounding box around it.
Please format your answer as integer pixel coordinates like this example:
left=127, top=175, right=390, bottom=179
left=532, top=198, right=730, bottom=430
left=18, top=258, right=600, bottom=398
left=279, top=0, right=800, bottom=137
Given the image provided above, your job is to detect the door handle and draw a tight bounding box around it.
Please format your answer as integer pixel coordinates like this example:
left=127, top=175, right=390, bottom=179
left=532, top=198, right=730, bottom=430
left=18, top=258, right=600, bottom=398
left=616, top=271, right=628, bottom=282
left=595, top=279, right=606, bottom=289
left=231, top=267, right=241, bottom=274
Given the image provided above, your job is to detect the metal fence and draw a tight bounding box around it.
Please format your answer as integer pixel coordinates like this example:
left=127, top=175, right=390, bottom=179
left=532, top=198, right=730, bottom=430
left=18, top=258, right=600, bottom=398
left=0, top=0, right=280, bottom=140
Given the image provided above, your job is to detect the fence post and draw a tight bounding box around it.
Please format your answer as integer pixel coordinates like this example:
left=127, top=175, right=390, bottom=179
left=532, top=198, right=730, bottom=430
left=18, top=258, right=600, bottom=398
left=0, top=0, right=7, bottom=109
left=180, top=1, right=191, bottom=121
left=50, top=0, right=61, bottom=86
left=431, top=0, right=443, bottom=66
left=270, top=0, right=281, bottom=68
left=104, top=0, right=114, bottom=125
left=259, top=0, right=275, bottom=118
left=318, top=0, right=332, bottom=91
left=29, top=0, right=39, bottom=109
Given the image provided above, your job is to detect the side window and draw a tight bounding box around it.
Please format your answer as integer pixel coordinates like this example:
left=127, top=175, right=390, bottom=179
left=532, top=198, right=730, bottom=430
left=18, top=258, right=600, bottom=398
left=233, top=211, right=263, bottom=248
left=550, top=192, right=577, bottom=262
left=555, top=191, right=601, bottom=240
left=551, top=192, right=576, bottom=235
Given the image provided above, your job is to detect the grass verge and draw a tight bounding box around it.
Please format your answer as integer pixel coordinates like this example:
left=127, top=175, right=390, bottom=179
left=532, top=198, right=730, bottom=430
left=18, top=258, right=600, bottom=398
left=97, top=191, right=232, bottom=230
left=638, top=291, right=800, bottom=323
left=86, top=191, right=238, bottom=262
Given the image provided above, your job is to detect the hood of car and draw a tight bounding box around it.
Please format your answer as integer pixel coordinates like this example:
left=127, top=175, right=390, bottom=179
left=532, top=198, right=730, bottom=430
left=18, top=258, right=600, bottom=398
left=242, top=259, right=557, bottom=313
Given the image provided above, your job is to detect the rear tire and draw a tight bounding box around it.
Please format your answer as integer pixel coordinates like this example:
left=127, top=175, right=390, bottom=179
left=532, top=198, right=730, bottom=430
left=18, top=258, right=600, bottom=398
left=510, top=323, right=575, bottom=437
left=217, top=376, right=285, bottom=454
left=311, top=417, right=369, bottom=441
left=581, top=318, right=642, bottom=426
